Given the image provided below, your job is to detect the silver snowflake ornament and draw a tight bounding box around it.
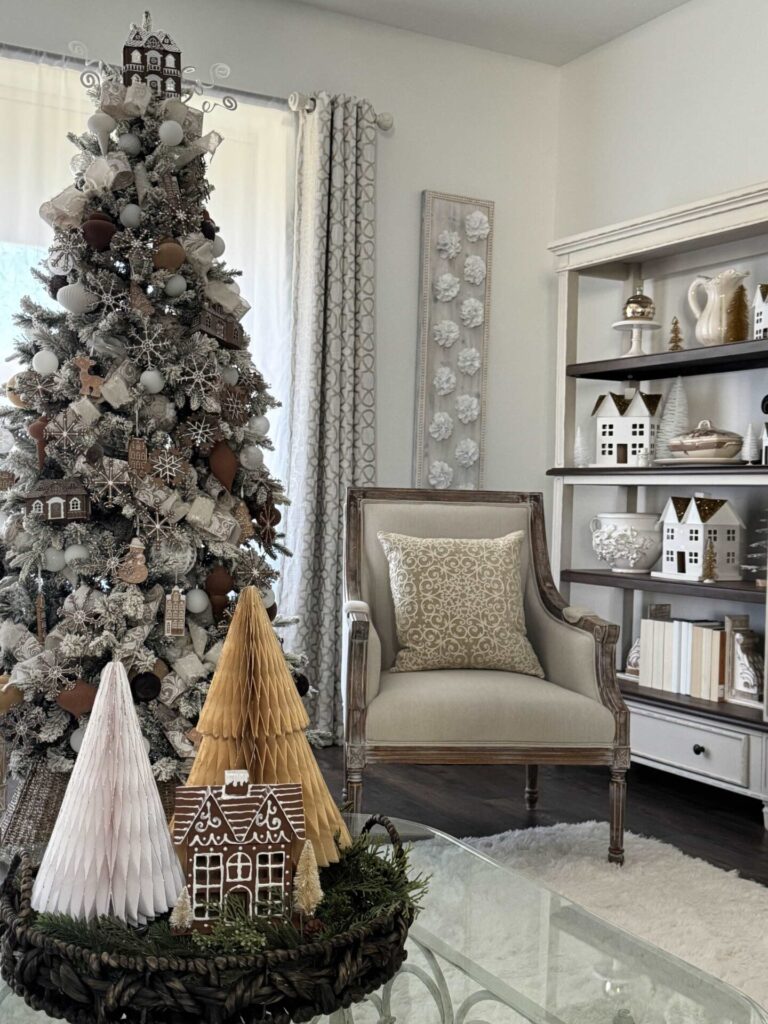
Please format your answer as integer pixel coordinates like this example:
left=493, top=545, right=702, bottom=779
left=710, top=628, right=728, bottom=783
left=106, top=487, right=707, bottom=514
left=94, top=276, right=130, bottom=318
left=47, top=232, right=81, bottom=275
left=178, top=355, right=221, bottom=411
left=138, top=505, right=175, bottom=542
left=130, top=317, right=168, bottom=369
left=89, top=457, right=131, bottom=506
left=149, top=447, right=189, bottom=486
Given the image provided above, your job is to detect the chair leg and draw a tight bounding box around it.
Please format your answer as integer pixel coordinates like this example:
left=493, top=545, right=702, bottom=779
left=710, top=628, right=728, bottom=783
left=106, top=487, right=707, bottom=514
left=525, top=764, right=539, bottom=809
left=343, top=745, right=365, bottom=815
left=608, top=767, right=627, bottom=865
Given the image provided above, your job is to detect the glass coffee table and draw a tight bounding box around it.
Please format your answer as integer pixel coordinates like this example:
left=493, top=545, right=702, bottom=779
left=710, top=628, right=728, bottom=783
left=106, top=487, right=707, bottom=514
left=1, top=816, right=765, bottom=1023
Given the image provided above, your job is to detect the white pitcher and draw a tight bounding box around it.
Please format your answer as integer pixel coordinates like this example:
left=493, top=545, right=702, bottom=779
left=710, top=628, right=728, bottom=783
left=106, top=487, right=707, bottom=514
left=687, top=268, right=749, bottom=347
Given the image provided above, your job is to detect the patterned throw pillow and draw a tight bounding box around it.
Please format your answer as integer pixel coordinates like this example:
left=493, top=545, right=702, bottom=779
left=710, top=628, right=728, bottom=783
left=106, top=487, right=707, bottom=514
left=377, top=531, right=544, bottom=676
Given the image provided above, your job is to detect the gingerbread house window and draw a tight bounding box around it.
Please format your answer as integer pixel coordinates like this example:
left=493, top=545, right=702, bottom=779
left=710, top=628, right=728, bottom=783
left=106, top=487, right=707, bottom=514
left=255, top=851, right=285, bottom=914
left=165, top=53, right=176, bottom=67
left=227, top=851, right=252, bottom=883
left=69, top=497, right=81, bottom=513
left=147, top=50, right=161, bottom=68
left=193, top=852, right=223, bottom=919
left=31, top=500, right=43, bottom=514
left=131, top=49, right=141, bottom=62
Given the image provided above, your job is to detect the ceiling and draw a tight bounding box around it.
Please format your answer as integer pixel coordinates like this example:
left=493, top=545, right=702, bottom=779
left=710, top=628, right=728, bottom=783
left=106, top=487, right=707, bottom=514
left=285, top=0, right=693, bottom=65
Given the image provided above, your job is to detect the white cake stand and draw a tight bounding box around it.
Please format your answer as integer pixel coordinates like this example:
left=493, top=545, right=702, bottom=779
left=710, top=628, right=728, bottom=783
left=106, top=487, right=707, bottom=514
left=612, top=318, right=661, bottom=357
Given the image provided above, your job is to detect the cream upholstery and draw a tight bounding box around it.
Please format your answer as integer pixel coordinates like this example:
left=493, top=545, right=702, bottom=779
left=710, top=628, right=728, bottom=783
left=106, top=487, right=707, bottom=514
left=366, top=670, right=616, bottom=746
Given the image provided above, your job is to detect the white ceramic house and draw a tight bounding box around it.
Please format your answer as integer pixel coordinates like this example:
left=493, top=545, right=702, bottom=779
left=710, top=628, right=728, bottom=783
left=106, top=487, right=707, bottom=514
left=762, top=423, right=768, bottom=466
left=651, top=495, right=745, bottom=582
left=753, top=285, right=768, bottom=339
left=591, top=390, right=662, bottom=467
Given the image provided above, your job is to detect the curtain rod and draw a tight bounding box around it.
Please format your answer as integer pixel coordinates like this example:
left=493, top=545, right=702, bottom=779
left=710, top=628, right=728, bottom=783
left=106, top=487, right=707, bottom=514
left=0, top=41, right=394, bottom=128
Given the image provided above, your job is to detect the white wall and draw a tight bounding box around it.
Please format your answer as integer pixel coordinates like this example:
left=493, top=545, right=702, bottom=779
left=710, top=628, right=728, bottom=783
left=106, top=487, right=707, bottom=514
left=2, top=0, right=560, bottom=492
left=556, top=0, right=768, bottom=236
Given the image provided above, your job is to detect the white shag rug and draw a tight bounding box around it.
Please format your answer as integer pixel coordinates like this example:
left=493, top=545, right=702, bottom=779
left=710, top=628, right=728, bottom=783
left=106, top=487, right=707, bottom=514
left=468, top=821, right=768, bottom=1010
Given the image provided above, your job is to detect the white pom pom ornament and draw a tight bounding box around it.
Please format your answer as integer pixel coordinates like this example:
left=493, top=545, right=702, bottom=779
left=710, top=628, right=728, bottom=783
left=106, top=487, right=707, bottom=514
left=32, top=350, right=59, bottom=376
left=119, top=203, right=142, bottom=229
left=159, top=120, right=184, bottom=147
left=185, top=589, right=210, bottom=614
left=139, top=369, right=165, bottom=394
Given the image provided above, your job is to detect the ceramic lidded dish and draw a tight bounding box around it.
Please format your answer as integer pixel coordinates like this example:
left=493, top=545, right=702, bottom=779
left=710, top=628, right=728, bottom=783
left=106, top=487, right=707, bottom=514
left=668, top=419, right=743, bottom=459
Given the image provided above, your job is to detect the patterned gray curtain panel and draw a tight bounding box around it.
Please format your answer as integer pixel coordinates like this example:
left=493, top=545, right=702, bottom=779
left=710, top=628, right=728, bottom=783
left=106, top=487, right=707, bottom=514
left=281, top=92, right=377, bottom=745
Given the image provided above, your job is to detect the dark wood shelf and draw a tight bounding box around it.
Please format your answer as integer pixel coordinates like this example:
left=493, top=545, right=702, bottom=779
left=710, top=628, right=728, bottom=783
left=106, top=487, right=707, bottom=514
left=562, top=568, right=766, bottom=604
left=619, top=678, right=768, bottom=732
left=566, top=338, right=768, bottom=381
left=547, top=464, right=767, bottom=476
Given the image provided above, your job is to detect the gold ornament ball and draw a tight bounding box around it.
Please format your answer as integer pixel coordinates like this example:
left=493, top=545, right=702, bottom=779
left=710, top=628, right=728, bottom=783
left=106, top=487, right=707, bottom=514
left=4, top=375, right=29, bottom=409
left=622, top=290, right=656, bottom=321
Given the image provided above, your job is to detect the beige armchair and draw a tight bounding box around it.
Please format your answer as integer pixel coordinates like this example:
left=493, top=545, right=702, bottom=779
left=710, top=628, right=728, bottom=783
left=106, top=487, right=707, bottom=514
left=342, top=488, right=630, bottom=863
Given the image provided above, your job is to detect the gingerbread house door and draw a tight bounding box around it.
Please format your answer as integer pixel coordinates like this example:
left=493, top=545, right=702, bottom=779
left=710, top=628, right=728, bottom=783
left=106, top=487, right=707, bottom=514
left=47, top=497, right=65, bottom=520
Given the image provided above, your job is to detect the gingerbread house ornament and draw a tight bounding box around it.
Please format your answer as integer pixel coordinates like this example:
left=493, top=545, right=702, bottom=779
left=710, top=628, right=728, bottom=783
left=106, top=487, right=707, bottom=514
left=25, top=478, right=91, bottom=522
left=173, top=773, right=306, bottom=931
left=164, top=585, right=186, bottom=637
left=122, top=13, right=182, bottom=97
left=193, top=303, right=246, bottom=350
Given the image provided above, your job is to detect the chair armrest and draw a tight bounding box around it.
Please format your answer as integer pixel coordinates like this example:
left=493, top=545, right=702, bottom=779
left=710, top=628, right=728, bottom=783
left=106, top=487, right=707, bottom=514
left=341, top=599, right=382, bottom=737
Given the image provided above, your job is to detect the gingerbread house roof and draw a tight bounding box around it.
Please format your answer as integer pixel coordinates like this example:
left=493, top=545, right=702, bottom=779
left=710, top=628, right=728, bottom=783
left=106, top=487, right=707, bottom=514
left=26, top=478, right=88, bottom=499
left=124, top=24, right=180, bottom=52
left=591, top=390, right=662, bottom=417
left=173, top=782, right=306, bottom=846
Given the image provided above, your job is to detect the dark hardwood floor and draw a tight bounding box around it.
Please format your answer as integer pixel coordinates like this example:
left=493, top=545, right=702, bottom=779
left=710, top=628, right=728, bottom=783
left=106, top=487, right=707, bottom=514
left=315, top=748, right=768, bottom=885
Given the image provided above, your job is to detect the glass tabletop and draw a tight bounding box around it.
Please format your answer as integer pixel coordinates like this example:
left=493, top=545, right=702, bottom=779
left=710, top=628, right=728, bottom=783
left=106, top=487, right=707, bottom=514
left=1, top=815, right=765, bottom=1024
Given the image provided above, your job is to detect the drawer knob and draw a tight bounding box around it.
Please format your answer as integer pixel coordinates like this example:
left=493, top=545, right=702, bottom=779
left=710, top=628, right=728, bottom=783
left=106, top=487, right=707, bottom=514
left=692, top=743, right=706, bottom=756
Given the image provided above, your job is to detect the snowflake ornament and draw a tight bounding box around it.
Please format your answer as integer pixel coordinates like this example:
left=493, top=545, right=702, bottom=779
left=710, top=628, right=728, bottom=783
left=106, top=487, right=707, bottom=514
left=176, top=412, right=223, bottom=455
left=138, top=505, right=175, bottom=542
left=428, top=460, right=454, bottom=489
left=436, top=230, right=462, bottom=260
left=433, top=320, right=460, bottom=348
left=460, top=297, right=484, bottom=328
left=455, top=438, right=480, bottom=467
left=457, top=347, right=481, bottom=376
left=464, top=210, right=491, bottom=242
left=456, top=393, right=480, bottom=424
left=433, top=366, right=457, bottom=396
left=47, top=232, right=80, bottom=275
left=178, top=355, right=221, bottom=410
left=220, top=385, right=249, bottom=426
left=130, top=317, right=168, bottom=369
left=463, top=255, right=487, bottom=285
left=88, top=457, right=131, bottom=506
left=93, top=276, right=130, bottom=318
left=428, top=411, right=454, bottom=441
left=45, top=408, right=90, bottom=455
left=149, top=447, right=189, bottom=486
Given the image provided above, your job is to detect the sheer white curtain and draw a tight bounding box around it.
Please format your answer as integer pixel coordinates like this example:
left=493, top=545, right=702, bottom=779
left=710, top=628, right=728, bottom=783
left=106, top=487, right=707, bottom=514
left=0, top=54, right=296, bottom=492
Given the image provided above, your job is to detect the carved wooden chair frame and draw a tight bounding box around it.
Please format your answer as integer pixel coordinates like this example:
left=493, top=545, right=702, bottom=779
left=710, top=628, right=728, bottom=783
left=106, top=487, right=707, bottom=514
left=342, top=487, right=630, bottom=864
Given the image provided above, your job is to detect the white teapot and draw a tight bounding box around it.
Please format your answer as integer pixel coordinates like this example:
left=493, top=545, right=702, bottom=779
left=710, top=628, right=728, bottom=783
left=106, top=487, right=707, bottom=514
left=687, top=268, right=749, bottom=347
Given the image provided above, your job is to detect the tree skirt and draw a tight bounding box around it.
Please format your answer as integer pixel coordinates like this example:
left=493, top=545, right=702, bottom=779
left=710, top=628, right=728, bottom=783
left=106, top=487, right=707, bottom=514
left=468, top=821, right=768, bottom=1010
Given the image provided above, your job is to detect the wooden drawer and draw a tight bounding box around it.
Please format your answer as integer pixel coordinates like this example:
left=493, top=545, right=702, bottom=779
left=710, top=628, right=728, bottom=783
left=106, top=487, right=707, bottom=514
left=629, top=705, right=749, bottom=787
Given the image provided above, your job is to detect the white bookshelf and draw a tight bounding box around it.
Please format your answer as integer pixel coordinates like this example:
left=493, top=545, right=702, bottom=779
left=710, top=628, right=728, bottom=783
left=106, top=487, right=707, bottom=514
left=548, top=181, right=768, bottom=828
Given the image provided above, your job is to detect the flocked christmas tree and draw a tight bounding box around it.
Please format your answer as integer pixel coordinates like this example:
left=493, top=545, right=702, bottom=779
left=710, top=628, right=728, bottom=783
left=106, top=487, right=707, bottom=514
left=742, top=510, right=768, bottom=587
left=186, top=587, right=351, bottom=866
left=31, top=661, right=184, bottom=924
left=0, top=16, right=294, bottom=822
left=654, top=376, right=689, bottom=460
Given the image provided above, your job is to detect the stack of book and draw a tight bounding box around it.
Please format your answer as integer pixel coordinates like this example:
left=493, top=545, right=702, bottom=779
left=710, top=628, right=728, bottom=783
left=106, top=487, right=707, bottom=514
left=637, top=615, right=749, bottom=701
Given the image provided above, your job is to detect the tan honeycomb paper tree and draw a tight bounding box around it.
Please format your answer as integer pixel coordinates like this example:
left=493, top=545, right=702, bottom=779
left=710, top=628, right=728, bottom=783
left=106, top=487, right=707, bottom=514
left=186, top=587, right=350, bottom=865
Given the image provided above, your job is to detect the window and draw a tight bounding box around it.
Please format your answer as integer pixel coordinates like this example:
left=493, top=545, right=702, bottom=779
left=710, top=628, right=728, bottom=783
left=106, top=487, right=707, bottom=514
left=147, top=50, right=161, bottom=69
left=726, top=551, right=736, bottom=564
left=255, top=850, right=285, bottom=914
left=226, top=851, right=252, bottom=883
left=193, top=852, right=223, bottom=919
left=630, top=442, right=643, bottom=455
left=69, top=497, right=81, bottom=512
left=707, top=528, right=717, bottom=540
left=666, top=527, right=675, bottom=540
left=689, top=529, right=699, bottom=541
left=689, top=551, right=699, bottom=564
left=165, top=53, right=176, bottom=67
left=726, top=528, right=736, bottom=542
left=31, top=499, right=43, bottom=514
left=601, top=424, right=614, bottom=437
left=130, top=49, right=142, bottom=63
left=666, top=550, right=674, bottom=562
left=631, top=423, right=645, bottom=436
left=166, top=78, right=176, bottom=93
left=600, top=443, right=613, bottom=455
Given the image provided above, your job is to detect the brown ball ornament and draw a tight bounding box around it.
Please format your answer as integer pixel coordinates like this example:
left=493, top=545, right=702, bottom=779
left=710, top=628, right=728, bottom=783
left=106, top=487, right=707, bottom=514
left=209, top=440, right=238, bottom=492
left=201, top=220, right=217, bottom=240
left=205, top=565, right=235, bottom=622
left=267, top=601, right=278, bottom=622
left=48, top=274, right=68, bottom=300
left=130, top=671, right=162, bottom=703
left=56, top=679, right=97, bottom=717
left=0, top=676, right=23, bottom=716
left=82, top=213, right=117, bottom=252
left=294, top=672, right=310, bottom=698
left=5, top=375, right=29, bottom=409
left=153, top=237, right=186, bottom=272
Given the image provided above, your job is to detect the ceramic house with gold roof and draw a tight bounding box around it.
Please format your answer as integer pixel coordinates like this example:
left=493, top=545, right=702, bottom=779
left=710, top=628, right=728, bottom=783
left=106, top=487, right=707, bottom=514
left=651, top=494, right=745, bottom=582
left=591, top=389, right=662, bottom=467
left=173, top=771, right=306, bottom=932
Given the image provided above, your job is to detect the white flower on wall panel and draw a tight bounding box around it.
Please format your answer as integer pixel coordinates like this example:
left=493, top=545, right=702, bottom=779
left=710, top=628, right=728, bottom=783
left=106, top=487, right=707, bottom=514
left=414, top=191, right=493, bottom=490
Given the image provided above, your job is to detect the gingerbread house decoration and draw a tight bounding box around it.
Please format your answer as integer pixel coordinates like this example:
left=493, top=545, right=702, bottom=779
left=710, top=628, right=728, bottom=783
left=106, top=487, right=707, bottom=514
left=591, top=389, right=662, bottom=467
left=651, top=494, right=745, bottom=582
left=193, top=303, right=246, bottom=351
left=122, top=14, right=181, bottom=96
left=173, top=772, right=306, bottom=932
left=753, top=285, right=768, bottom=340
left=762, top=423, right=768, bottom=467
left=25, top=478, right=91, bottom=522
left=164, top=586, right=186, bottom=637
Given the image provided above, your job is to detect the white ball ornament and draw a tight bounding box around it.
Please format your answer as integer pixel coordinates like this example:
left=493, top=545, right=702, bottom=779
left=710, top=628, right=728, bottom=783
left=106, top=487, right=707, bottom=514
left=261, top=588, right=276, bottom=609
left=220, top=365, right=239, bottom=385
left=117, top=132, right=141, bottom=157
left=87, top=111, right=116, bottom=155
left=211, top=235, right=226, bottom=258
left=239, top=445, right=264, bottom=470
left=164, top=274, right=187, bottom=297
left=185, top=588, right=210, bottom=614
left=56, top=283, right=98, bottom=315
left=248, top=415, right=270, bottom=437
left=119, top=203, right=142, bottom=229
left=142, top=736, right=151, bottom=754
left=43, top=547, right=66, bottom=572
left=70, top=725, right=86, bottom=753
left=64, top=544, right=90, bottom=565
left=139, top=369, right=165, bottom=394
left=159, top=120, right=184, bottom=147
left=32, top=350, right=59, bottom=376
